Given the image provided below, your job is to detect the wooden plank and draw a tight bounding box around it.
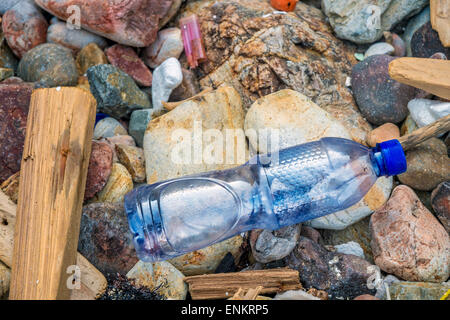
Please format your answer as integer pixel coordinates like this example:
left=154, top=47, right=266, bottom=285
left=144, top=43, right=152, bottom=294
left=389, top=58, right=450, bottom=100
left=184, top=268, right=302, bottom=300
left=9, top=87, right=97, bottom=300
left=431, top=0, right=450, bottom=47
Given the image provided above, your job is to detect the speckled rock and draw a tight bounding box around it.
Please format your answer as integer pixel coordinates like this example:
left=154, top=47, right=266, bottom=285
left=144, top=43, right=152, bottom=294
left=367, top=123, right=400, bottom=147
left=144, top=86, right=247, bottom=184
left=116, top=144, right=146, bottom=183
left=0, top=68, right=13, bottom=82
left=76, top=43, right=108, bottom=75
left=84, top=141, right=113, bottom=201
left=129, top=109, right=153, bottom=147
left=364, top=43, right=394, bottom=59
left=17, top=43, right=78, bottom=87
left=105, top=45, right=153, bottom=87
left=403, top=6, right=430, bottom=57
left=431, top=182, right=450, bottom=234
left=191, top=0, right=371, bottom=144
left=411, top=22, right=450, bottom=58
left=93, top=117, right=128, bottom=140
left=47, top=20, right=107, bottom=55
left=126, top=261, right=187, bottom=300
left=388, top=281, right=450, bottom=300
left=87, top=64, right=151, bottom=119
left=0, top=33, right=18, bottom=71
left=300, top=226, right=322, bottom=244
left=2, top=1, right=48, bottom=58
left=78, top=202, right=138, bottom=275
left=35, top=0, right=179, bottom=47
left=244, top=89, right=393, bottom=230
left=284, top=236, right=376, bottom=299
left=351, top=55, right=415, bottom=125
left=250, top=225, right=301, bottom=263
left=0, top=82, right=33, bottom=183
left=93, top=162, right=133, bottom=203
left=370, top=185, right=450, bottom=282
left=142, top=27, right=184, bottom=68
left=170, top=68, right=200, bottom=102
left=100, top=135, right=136, bottom=163
left=168, top=235, right=243, bottom=276
left=398, top=138, right=450, bottom=191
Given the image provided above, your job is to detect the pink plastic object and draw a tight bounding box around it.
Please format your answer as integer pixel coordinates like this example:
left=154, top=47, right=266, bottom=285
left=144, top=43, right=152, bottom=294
left=180, top=14, right=207, bottom=68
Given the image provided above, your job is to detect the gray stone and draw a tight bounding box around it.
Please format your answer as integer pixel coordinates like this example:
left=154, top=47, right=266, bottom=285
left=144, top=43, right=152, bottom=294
left=403, top=6, right=430, bottom=57
left=273, top=289, right=320, bottom=300
left=142, top=28, right=184, bottom=69
left=93, top=117, right=128, bottom=140
left=364, top=42, right=394, bottom=58
left=129, top=109, right=153, bottom=147
left=87, top=64, right=151, bottom=119
left=407, top=99, right=450, bottom=128
left=334, top=241, right=365, bottom=259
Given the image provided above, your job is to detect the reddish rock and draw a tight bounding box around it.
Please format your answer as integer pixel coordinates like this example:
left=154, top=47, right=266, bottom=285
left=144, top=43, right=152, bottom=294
left=353, top=294, right=380, bottom=300
left=2, top=1, right=48, bottom=58
left=78, top=202, right=138, bottom=275
left=84, top=141, right=113, bottom=201
left=0, top=82, right=33, bottom=183
left=105, top=45, right=152, bottom=87
left=411, top=22, right=450, bottom=58
left=431, top=182, right=450, bottom=234
left=370, top=185, right=450, bottom=282
left=367, top=123, right=400, bottom=147
left=300, top=225, right=322, bottom=244
left=35, top=0, right=177, bottom=47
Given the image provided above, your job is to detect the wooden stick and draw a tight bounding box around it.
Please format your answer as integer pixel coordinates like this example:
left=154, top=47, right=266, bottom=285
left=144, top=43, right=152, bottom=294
left=9, top=87, right=96, bottom=300
left=184, top=268, right=302, bottom=300
left=0, top=190, right=107, bottom=299
left=430, top=0, right=450, bottom=47
left=399, top=114, right=450, bottom=151
left=162, top=87, right=213, bottom=111
left=389, top=58, right=450, bottom=100
left=229, top=286, right=263, bottom=300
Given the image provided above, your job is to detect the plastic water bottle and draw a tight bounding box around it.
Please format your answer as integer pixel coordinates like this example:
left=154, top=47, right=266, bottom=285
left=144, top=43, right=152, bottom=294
left=125, top=137, right=406, bottom=262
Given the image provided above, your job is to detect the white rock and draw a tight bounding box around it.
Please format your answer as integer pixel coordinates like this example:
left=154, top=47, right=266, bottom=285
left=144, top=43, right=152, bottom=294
left=151, top=57, right=183, bottom=112
left=143, top=28, right=184, bottom=68
left=273, top=289, right=320, bottom=300
left=93, top=117, right=127, bottom=140
left=407, top=98, right=450, bottom=128
left=127, top=260, right=188, bottom=300
left=244, top=89, right=393, bottom=230
left=364, top=42, right=395, bottom=58
left=334, top=241, right=365, bottom=258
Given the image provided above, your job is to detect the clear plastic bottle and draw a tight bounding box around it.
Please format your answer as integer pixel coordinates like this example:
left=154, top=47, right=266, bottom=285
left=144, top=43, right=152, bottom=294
left=125, top=138, right=406, bottom=262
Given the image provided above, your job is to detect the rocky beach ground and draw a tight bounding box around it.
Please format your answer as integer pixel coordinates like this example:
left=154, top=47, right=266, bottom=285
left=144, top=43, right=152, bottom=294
left=0, top=0, right=449, bottom=300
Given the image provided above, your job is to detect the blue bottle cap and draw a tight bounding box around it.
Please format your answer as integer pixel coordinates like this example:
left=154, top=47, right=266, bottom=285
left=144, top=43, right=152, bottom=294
left=374, top=139, right=407, bottom=176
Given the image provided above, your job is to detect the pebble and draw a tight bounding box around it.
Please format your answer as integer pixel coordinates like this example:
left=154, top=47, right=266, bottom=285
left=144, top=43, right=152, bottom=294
left=129, top=109, right=153, bottom=148
left=388, top=281, right=450, bottom=300
left=2, top=1, right=48, bottom=58
left=370, top=185, right=450, bottom=282
left=300, top=226, right=322, bottom=244
left=100, top=135, right=136, bottom=163
left=168, top=235, right=243, bottom=276
left=152, top=57, right=183, bottom=112
left=78, top=202, right=138, bottom=275
left=334, top=242, right=365, bottom=259
left=17, top=43, right=79, bottom=87
left=0, top=82, right=33, bottom=183
left=403, top=6, right=430, bottom=57
left=407, top=98, right=450, bottom=128
left=47, top=20, right=108, bottom=55
left=411, top=22, right=450, bottom=58
left=284, top=236, right=376, bottom=299
left=351, top=55, right=415, bottom=125
left=398, top=138, right=450, bottom=191
left=84, top=141, right=113, bottom=201
left=383, top=32, right=405, bottom=57
left=75, top=43, right=108, bottom=75
left=431, top=182, right=450, bottom=234
left=87, top=64, right=151, bottom=119
left=364, top=42, right=394, bottom=59
left=105, top=45, right=153, bottom=87
left=353, top=294, right=380, bottom=300
left=35, top=0, right=179, bottom=47
left=93, top=117, right=128, bottom=140
left=249, top=225, right=301, bottom=263
left=400, top=114, right=419, bottom=135
left=0, top=34, right=18, bottom=71
left=142, top=28, right=184, bottom=68
left=0, top=68, right=13, bottom=82
left=273, top=289, right=320, bottom=300
left=126, top=261, right=188, bottom=300
left=367, top=123, right=400, bottom=147
left=170, top=68, right=201, bottom=102
left=115, top=144, right=146, bottom=183
left=244, top=89, right=392, bottom=230
left=93, top=162, right=133, bottom=203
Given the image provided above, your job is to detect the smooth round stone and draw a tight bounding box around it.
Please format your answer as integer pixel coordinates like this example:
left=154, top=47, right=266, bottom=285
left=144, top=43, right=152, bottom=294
left=93, top=117, right=128, bottom=140
left=351, top=55, right=415, bottom=125
left=364, top=42, right=394, bottom=59
left=411, top=22, right=450, bottom=58
left=367, top=123, right=400, bottom=147
left=383, top=32, right=405, bottom=57
left=129, top=109, right=153, bottom=147
left=17, top=43, right=79, bottom=87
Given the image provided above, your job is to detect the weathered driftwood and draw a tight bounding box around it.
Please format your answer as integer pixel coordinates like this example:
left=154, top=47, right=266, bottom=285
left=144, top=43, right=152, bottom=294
left=184, top=268, right=302, bottom=300
left=9, top=88, right=98, bottom=300
left=430, top=0, right=450, bottom=47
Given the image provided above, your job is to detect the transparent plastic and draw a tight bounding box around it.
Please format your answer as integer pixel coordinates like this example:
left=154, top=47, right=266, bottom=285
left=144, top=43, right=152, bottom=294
left=125, top=137, right=398, bottom=262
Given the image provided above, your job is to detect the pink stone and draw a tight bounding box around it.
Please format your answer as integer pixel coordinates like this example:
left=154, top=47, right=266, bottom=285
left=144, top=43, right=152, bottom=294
left=35, top=0, right=176, bottom=47
left=84, top=141, right=113, bottom=201
left=180, top=14, right=207, bottom=69
left=105, top=44, right=153, bottom=87
left=2, top=1, right=48, bottom=58
left=370, top=185, right=450, bottom=282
